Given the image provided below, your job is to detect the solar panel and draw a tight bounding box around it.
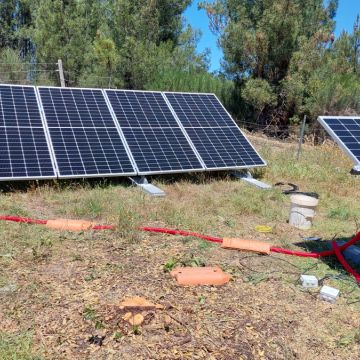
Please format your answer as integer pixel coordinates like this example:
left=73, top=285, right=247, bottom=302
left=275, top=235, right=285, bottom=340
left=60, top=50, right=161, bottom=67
left=105, top=90, right=204, bottom=174
left=318, top=116, right=360, bottom=164
left=0, top=84, right=56, bottom=180
left=164, top=92, right=266, bottom=170
left=38, top=87, right=136, bottom=177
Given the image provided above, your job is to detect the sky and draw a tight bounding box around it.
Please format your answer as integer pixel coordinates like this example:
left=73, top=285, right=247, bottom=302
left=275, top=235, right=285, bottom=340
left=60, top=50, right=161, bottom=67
left=185, top=0, right=360, bottom=72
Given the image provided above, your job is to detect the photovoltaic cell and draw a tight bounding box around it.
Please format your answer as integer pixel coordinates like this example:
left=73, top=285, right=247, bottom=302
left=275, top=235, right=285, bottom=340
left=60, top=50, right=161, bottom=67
left=0, top=85, right=55, bottom=179
left=38, top=87, right=135, bottom=177
left=318, top=116, right=360, bottom=164
left=105, top=90, right=204, bottom=174
left=164, top=92, right=266, bottom=169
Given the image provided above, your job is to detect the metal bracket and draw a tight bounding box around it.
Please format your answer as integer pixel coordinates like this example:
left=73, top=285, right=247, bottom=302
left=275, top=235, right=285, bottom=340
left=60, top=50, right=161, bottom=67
left=350, top=164, right=360, bottom=175
left=231, top=171, right=272, bottom=190
left=129, top=176, right=165, bottom=197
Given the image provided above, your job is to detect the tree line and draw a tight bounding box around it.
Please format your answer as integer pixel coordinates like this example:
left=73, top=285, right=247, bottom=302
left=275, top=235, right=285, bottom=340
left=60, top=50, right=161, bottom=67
left=0, top=0, right=359, bottom=130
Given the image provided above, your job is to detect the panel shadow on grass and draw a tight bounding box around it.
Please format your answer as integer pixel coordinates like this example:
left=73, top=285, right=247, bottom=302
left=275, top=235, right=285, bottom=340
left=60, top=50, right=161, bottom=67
left=295, top=235, right=360, bottom=276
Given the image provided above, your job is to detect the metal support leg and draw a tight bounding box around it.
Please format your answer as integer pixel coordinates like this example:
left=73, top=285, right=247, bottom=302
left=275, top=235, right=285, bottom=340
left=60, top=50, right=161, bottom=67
left=129, top=176, right=165, bottom=197
left=231, top=171, right=272, bottom=190
left=350, top=164, right=360, bottom=175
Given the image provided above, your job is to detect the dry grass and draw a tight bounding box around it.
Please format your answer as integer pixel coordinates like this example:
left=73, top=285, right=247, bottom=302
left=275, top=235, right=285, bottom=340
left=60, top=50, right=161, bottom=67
left=0, top=136, right=360, bottom=359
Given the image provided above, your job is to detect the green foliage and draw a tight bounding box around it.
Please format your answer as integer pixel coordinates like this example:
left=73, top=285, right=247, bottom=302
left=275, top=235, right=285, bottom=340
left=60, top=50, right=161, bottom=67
left=0, top=48, right=27, bottom=84
left=2, top=0, right=203, bottom=89
left=305, top=73, right=360, bottom=116
left=0, top=0, right=32, bottom=51
left=30, top=0, right=96, bottom=85
left=242, top=79, right=277, bottom=117
left=1, top=0, right=360, bottom=129
left=201, top=0, right=360, bottom=128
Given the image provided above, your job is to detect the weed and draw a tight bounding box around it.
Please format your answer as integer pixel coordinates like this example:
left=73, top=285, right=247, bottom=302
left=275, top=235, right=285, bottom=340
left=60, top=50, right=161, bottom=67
left=71, top=254, right=84, bottom=262
left=113, top=331, right=123, bottom=341
left=224, top=218, right=235, bottom=228
left=244, top=273, right=268, bottom=285
left=87, top=198, right=103, bottom=218
left=95, top=320, right=104, bottom=330
left=198, top=295, right=206, bottom=305
left=132, top=325, right=141, bottom=335
left=197, top=239, right=215, bottom=251
left=105, top=262, right=124, bottom=272
left=337, top=330, right=360, bottom=347
left=83, top=307, right=96, bottom=321
left=180, top=254, right=206, bottom=268
left=7, top=205, right=30, bottom=217
left=84, top=270, right=100, bottom=282
left=116, top=203, right=141, bottom=242
left=328, top=207, right=352, bottom=220
left=31, top=247, right=51, bottom=262
left=163, top=257, right=179, bottom=272
left=181, top=237, right=192, bottom=244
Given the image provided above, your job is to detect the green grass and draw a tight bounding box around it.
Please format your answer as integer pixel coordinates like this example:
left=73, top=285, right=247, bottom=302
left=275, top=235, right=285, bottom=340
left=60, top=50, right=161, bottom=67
left=0, top=332, right=42, bottom=360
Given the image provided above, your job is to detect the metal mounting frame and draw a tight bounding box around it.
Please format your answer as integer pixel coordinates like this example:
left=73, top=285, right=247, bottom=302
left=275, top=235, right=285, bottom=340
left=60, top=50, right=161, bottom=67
left=351, top=164, right=360, bottom=175
left=129, top=176, right=165, bottom=197
left=231, top=171, right=272, bottom=190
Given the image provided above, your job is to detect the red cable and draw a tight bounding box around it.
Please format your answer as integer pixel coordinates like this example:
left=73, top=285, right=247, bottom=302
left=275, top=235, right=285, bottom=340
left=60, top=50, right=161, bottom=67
left=270, top=232, right=360, bottom=258
left=139, top=226, right=223, bottom=243
left=0, top=215, right=47, bottom=225
left=1, top=215, right=360, bottom=276
left=92, top=225, right=114, bottom=230
left=0, top=216, right=222, bottom=243
left=332, top=241, right=360, bottom=283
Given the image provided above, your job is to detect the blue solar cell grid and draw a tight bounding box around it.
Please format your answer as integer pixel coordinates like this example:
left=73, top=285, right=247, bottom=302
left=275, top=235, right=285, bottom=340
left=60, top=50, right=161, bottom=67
left=38, top=87, right=136, bottom=177
left=318, top=116, right=360, bottom=164
left=0, top=85, right=55, bottom=179
left=105, top=90, right=204, bottom=174
left=164, top=92, right=266, bottom=169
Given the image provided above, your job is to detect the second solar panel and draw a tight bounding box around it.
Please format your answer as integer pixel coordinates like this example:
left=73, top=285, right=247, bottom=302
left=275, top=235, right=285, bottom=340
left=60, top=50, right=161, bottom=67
left=38, top=87, right=136, bottom=177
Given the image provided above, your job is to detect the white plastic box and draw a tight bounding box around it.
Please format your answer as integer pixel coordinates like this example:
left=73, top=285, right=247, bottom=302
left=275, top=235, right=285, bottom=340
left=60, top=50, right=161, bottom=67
left=300, top=275, right=318, bottom=288
left=320, top=285, right=340, bottom=303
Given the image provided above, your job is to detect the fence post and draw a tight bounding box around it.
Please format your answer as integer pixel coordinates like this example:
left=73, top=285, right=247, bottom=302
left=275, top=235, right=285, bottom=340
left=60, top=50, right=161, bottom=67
left=296, top=115, right=307, bottom=160
left=57, top=59, right=65, bottom=87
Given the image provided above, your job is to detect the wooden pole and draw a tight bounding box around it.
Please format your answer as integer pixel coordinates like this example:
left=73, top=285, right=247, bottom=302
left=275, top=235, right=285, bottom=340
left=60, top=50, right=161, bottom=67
left=296, top=115, right=307, bottom=160
left=57, top=59, right=65, bottom=87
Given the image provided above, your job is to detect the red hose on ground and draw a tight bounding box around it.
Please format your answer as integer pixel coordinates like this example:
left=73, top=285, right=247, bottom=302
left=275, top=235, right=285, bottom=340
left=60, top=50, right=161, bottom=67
left=139, top=226, right=223, bottom=243
left=0, top=215, right=47, bottom=225
left=92, top=225, right=115, bottom=230
left=1, top=215, right=359, bottom=282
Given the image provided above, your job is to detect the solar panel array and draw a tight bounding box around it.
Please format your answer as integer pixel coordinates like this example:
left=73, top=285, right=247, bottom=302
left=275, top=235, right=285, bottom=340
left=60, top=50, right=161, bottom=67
left=0, top=84, right=266, bottom=181
left=318, top=116, right=360, bottom=164
left=0, top=85, right=55, bottom=180
left=164, top=93, right=266, bottom=169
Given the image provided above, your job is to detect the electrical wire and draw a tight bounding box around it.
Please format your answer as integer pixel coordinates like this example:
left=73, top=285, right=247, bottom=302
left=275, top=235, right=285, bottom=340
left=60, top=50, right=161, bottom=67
left=0, top=215, right=359, bottom=283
